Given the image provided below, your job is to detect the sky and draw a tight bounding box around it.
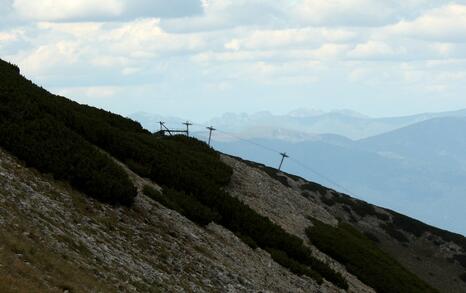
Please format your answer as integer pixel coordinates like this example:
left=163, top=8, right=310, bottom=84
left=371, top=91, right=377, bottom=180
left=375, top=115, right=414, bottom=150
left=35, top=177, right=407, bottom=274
left=1, top=0, right=466, bottom=121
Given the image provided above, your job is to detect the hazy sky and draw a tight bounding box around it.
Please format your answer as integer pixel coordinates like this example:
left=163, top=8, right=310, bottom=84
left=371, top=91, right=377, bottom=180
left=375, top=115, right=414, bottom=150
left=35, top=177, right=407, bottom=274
left=1, top=0, right=466, bottom=121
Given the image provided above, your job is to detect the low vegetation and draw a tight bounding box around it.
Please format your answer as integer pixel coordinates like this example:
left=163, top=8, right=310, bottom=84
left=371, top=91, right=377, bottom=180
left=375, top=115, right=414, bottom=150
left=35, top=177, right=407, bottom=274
left=0, top=226, right=110, bottom=292
left=0, top=59, right=347, bottom=287
left=143, top=183, right=348, bottom=288
left=453, top=254, right=466, bottom=269
left=306, top=218, right=437, bottom=293
left=0, top=61, right=136, bottom=205
left=389, top=211, right=466, bottom=250
left=380, top=223, right=410, bottom=243
left=143, top=185, right=219, bottom=226
left=460, top=273, right=466, bottom=283
left=301, top=182, right=330, bottom=195
left=4, top=58, right=451, bottom=291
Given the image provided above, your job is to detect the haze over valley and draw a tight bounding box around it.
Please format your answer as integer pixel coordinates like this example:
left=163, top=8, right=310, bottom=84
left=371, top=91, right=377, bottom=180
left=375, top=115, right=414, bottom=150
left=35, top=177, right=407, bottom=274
left=133, top=109, right=466, bottom=235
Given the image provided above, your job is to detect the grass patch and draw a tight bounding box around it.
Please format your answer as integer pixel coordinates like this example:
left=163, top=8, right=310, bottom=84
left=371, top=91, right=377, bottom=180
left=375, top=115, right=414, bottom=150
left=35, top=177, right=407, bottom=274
left=306, top=219, right=437, bottom=293
left=0, top=227, right=111, bottom=292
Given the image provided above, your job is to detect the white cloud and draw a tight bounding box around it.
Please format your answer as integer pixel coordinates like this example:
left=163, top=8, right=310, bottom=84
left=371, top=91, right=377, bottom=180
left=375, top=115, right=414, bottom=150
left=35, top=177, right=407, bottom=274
left=293, top=0, right=395, bottom=26
left=223, top=28, right=358, bottom=51
left=388, top=4, right=466, bottom=42
left=430, top=43, right=455, bottom=56
left=348, top=41, right=402, bottom=59
left=1, top=0, right=466, bottom=119
left=58, top=85, right=121, bottom=98
left=16, top=41, right=82, bottom=75
left=0, top=32, right=17, bottom=42
left=13, top=0, right=124, bottom=21
left=10, top=0, right=203, bottom=22
left=161, top=0, right=287, bottom=32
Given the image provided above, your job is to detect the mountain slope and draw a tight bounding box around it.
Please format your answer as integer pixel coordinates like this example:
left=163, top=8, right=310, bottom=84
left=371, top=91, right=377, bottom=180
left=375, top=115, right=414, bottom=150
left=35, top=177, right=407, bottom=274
left=224, top=157, right=466, bottom=292
left=212, top=124, right=466, bottom=235
left=1, top=58, right=464, bottom=292
left=0, top=147, right=327, bottom=292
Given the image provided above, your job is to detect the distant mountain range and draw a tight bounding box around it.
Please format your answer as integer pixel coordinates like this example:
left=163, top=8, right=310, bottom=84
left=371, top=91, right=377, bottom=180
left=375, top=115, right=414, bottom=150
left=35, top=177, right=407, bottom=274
left=133, top=107, right=466, bottom=141
left=204, top=108, right=466, bottom=140
left=131, top=109, right=466, bottom=235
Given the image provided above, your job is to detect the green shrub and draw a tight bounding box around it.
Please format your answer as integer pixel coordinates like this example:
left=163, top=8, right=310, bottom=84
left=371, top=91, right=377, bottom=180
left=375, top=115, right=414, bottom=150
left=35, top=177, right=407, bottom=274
left=320, top=195, right=336, bottom=206
left=306, top=219, right=436, bottom=293
left=380, top=223, right=410, bottom=243
left=331, top=193, right=389, bottom=220
left=363, top=231, right=380, bottom=243
left=301, top=182, right=329, bottom=195
left=0, top=60, right=137, bottom=206
left=237, top=233, right=258, bottom=249
left=459, top=273, right=466, bottom=283
left=142, top=185, right=165, bottom=204
left=267, top=248, right=323, bottom=284
left=453, top=254, right=466, bottom=269
left=389, top=212, right=466, bottom=250
left=143, top=185, right=219, bottom=226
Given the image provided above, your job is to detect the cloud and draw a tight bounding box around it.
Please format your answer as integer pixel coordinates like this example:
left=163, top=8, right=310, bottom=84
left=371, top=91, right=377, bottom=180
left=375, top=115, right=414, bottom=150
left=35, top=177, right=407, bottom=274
left=0, top=32, right=17, bottom=42
left=8, top=18, right=209, bottom=82
left=58, top=85, right=121, bottom=99
left=293, top=0, right=394, bottom=26
left=161, top=0, right=287, bottom=32
left=1, top=0, right=466, bottom=120
left=223, top=28, right=358, bottom=51
left=387, top=4, right=466, bottom=42
left=13, top=0, right=124, bottom=21
left=348, top=41, right=403, bottom=59
left=10, top=0, right=203, bottom=22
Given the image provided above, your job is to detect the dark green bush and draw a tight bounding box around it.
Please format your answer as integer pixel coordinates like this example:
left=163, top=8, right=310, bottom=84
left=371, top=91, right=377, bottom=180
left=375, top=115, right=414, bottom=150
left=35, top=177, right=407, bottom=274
left=143, top=185, right=219, bottom=226
left=267, top=248, right=323, bottom=284
left=142, top=185, right=165, bottom=204
left=330, top=193, right=389, bottom=220
left=321, top=196, right=336, bottom=206
left=453, top=254, right=466, bottom=269
left=0, top=59, right=137, bottom=206
left=301, top=182, right=329, bottom=195
left=162, top=188, right=220, bottom=226
left=363, top=231, right=380, bottom=243
left=237, top=233, right=258, bottom=249
left=459, top=273, right=466, bottom=283
left=306, top=219, right=437, bottom=293
left=390, top=212, right=466, bottom=250
left=380, top=223, right=410, bottom=243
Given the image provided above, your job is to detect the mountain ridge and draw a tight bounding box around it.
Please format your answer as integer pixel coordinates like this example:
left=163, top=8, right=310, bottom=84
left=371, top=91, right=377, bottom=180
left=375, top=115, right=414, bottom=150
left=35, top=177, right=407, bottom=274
left=1, top=58, right=465, bottom=292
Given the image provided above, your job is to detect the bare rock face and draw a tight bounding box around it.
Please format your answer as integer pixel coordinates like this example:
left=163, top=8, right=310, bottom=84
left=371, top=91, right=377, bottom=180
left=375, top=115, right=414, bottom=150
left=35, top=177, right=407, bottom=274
left=222, top=156, right=375, bottom=293
left=3, top=147, right=461, bottom=292
left=222, top=155, right=337, bottom=238
left=0, top=148, right=327, bottom=292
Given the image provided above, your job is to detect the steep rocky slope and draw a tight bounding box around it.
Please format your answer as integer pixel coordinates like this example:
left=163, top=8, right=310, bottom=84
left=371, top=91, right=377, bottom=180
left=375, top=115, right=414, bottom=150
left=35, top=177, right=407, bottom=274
left=223, top=157, right=466, bottom=292
left=0, top=147, right=331, bottom=292
left=2, top=143, right=465, bottom=292
left=1, top=58, right=464, bottom=292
